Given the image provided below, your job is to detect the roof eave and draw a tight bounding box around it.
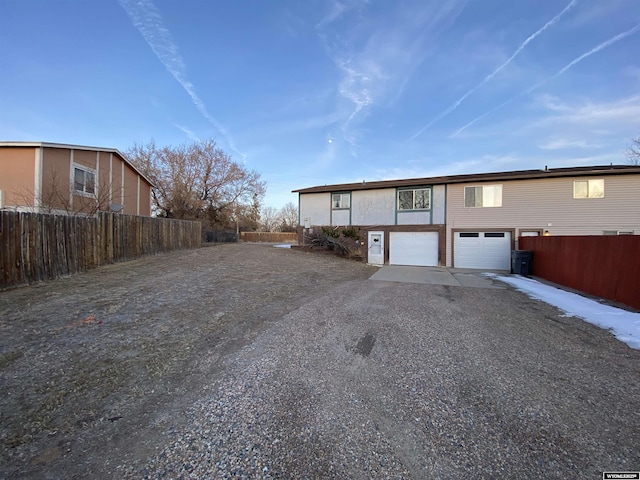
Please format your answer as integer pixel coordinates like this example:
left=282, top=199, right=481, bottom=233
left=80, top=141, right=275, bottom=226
left=292, top=165, right=640, bottom=194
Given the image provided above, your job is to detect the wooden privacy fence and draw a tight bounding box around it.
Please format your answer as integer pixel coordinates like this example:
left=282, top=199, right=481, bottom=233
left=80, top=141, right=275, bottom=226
left=519, top=235, right=640, bottom=310
left=240, top=231, right=298, bottom=244
left=0, top=211, right=202, bottom=290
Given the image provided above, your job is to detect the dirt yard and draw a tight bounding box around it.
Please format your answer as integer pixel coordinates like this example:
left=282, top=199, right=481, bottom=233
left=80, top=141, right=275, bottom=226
left=1, top=243, right=639, bottom=479
left=0, top=244, right=376, bottom=479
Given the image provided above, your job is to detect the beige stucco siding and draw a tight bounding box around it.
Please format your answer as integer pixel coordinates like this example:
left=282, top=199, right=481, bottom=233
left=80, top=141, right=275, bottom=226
left=397, top=210, right=430, bottom=224
left=73, top=149, right=97, bottom=170
left=123, top=163, right=139, bottom=215
left=0, top=147, right=36, bottom=207
left=42, top=148, right=72, bottom=210
left=1, top=145, right=152, bottom=216
left=111, top=154, right=123, bottom=210
left=432, top=185, right=446, bottom=224
left=446, top=175, right=640, bottom=266
left=299, top=193, right=331, bottom=226
left=332, top=208, right=350, bottom=226
left=98, top=151, right=111, bottom=211
left=301, top=186, right=447, bottom=227
left=351, top=189, right=395, bottom=225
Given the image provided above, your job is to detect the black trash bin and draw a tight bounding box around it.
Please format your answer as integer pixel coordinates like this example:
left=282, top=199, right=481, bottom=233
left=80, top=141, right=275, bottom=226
left=511, top=250, right=533, bottom=275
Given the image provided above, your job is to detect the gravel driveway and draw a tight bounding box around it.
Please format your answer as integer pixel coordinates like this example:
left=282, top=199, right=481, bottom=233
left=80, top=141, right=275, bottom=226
left=1, top=243, right=639, bottom=479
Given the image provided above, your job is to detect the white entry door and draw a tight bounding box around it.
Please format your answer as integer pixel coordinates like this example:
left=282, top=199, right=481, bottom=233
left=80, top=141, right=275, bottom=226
left=389, top=232, right=439, bottom=267
left=367, top=231, right=384, bottom=265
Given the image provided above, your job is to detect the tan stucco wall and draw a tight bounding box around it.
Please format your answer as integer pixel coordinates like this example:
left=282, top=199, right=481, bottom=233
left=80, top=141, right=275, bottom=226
left=123, top=163, right=139, bottom=215
left=98, top=151, right=111, bottom=211
left=42, top=147, right=72, bottom=209
left=73, top=149, right=97, bottom=170
left=139, top=180, right=151, bottom=216
left=1, top=146, right=152, bottom=216
left=0, top=147, right=36, bottom=207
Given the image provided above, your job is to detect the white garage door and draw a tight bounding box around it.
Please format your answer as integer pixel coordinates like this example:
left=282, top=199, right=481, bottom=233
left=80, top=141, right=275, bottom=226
left=454, top=231, right=511, bottom=270
left=389, top=232, right=439, bottom=267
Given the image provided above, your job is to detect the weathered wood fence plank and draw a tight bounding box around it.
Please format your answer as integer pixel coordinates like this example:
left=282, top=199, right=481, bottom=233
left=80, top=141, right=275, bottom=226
left=240, top=232, right=298, bottom=243
left=0, top=212, right=202, bottom=290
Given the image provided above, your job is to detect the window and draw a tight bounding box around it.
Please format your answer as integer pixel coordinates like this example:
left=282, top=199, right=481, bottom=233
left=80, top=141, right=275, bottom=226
left=397, top=188, right=431, bottom=210
left=74, top=166, right=95, bottom=195
left=332, top=193, right=350, bottom=209
left=464, top=185, right=502, bottom=207
left=573, top=179, right=604, bottom=199
left=603, top=230, right=634, bottom=235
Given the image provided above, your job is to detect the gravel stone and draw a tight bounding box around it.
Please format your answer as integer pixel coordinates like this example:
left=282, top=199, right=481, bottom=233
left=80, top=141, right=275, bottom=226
left=1, top=244, right=639, bottom=479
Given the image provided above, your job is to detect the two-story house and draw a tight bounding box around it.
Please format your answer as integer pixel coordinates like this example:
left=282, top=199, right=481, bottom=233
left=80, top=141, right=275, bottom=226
left=0, top=142, right=154, bottom=216
left=294, top=165, right=640, bottom=270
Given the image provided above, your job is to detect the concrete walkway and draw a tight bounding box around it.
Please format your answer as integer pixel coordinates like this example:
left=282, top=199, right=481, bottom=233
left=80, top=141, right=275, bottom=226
left=369, top=265, right=506, bottom=288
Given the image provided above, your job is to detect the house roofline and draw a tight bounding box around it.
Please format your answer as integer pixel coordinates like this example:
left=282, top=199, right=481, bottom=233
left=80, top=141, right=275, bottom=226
left=292, top=165, right=640, bottom=194
left=0, top=141, right=156, bottom=188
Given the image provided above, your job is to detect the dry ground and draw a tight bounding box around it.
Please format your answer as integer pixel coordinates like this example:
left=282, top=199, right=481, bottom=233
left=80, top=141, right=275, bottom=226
left=0, top=244, right=375, bottom=479
left=1, top=243, right=639, bottom=479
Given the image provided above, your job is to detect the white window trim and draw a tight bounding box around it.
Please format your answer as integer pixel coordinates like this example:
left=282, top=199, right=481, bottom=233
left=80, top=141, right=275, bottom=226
left=73, top=164, right=97, bottom=197
left=332, top=192, right=351, bottom=210
left=464, top=184, right=503, bottom=208
left=397, top=187, right=431, bottom=211
left=573, top=179, right=604, bottom=199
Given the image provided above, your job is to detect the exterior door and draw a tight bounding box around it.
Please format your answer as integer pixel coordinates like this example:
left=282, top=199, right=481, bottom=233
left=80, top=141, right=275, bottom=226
left=368, top=231, right=384, bottom=265
left=389, top=232, right=439, bottom=267
left=454, top=231, right=511, bottom=270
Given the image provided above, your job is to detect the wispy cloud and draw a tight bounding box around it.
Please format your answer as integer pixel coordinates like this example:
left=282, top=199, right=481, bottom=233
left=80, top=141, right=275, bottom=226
left=118, top=0, right=244, bottom=157
left=450, top=23, right=640, bottom=138
left=538, top=138, right=602, bottom=150
left=545, top=23, right=640, bottom=82
left=535, top=94, right=640, bottom=126
left=410, top=0, right=577, bottom=140
left=317, top=0, right=466, bottom=148
left=372, top=154, right=520, bottom=181
left=315, top=0, right=352, bottom=29
left=173, top=124, right=200, bottom=142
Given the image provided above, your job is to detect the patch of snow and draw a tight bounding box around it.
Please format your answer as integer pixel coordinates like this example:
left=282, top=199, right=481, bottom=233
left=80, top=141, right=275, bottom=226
left=486, top=274, right=640, bottom=350
left=273, top=244, right=292, bottom=249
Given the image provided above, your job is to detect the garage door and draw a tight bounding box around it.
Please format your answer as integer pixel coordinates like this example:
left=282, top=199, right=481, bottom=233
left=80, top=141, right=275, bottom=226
left=454, top=231, right=511, bottom=270
left=389, top=232, right=439, bottom=267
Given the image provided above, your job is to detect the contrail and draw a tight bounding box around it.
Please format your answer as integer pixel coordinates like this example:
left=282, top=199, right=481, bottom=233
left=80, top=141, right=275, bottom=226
left=410, top=0, right=577, bottom=140
left=450, top=23, right=640, bottom=138
left=545, top=23, right=640, bottom=82
left=118, top=0, right=245, bottom=158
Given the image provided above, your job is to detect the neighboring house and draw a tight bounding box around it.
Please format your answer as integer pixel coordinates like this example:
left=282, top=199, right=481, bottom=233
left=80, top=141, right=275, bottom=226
left=0, top=142, right=154, bottom=216
left=293, top=165, right=640, bottom=270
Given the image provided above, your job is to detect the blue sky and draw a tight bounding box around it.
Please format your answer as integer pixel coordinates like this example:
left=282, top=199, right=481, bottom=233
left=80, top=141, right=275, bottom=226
left=1, top=0, right=639, bottom=208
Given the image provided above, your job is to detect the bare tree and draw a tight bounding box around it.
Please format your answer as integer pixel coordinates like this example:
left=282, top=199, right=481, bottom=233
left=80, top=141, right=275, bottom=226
left=260, top=206, right=280, bottom=232
left=627, top=135, right=640, bottom=165
left=279, top=201, right=298, bottom=232
left=126, top=139, right=266, bottom=227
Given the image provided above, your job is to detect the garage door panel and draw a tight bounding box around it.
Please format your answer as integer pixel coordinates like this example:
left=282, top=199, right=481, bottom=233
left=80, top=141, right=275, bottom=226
left=389, top=232, right=438, bottom=267
left=454, top=232, right=511, bottom=270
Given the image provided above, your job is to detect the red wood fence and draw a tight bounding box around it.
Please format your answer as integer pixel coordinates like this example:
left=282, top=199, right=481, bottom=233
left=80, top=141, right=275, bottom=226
left=519, top=235, right=640, bottom=310
left=0, top=211, right=202, bottom=290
